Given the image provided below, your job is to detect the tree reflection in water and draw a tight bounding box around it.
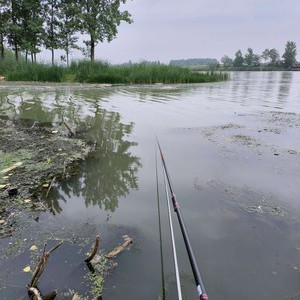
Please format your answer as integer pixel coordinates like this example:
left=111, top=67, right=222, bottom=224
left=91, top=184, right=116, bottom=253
left=48, top=104, right=141, bottom=214
left=0, top=87, right=141, bottom=215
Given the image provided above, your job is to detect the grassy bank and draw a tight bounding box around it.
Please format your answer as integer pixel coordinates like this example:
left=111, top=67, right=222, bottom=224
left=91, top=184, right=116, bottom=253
left=0, top=58, right=229, bottom=84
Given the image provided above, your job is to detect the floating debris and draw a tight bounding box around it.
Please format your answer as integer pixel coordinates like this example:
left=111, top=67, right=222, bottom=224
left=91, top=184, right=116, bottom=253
left=105, top=235, right=133, bottom=259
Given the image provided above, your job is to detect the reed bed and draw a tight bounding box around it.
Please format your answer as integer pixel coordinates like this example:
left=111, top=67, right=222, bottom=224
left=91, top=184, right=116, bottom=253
left=1, top=58, right=229, bottom=84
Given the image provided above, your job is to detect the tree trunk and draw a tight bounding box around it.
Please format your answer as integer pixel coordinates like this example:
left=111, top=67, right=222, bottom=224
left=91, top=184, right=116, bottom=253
left=0, top=33, right=4, bottom=60
left=14, top=39, right=18, bottom=61
left=66, top=48, right=69, bottom=67
left=90, top=35, right=95, bottom=62
left=52, top=48, right=54, bottom=65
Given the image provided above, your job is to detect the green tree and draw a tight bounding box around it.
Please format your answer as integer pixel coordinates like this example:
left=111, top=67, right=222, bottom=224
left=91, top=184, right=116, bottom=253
left=43, top=0, right=63, bottom=65
left=261, top=48, right=270, bottom=64
left=0, top=1, right=10, bottom=60
left=60, top=0, right=80, bottom=66
left=79, top=0, right=132, bottom=61
left=233, top=50, right=244, bottom=69
left=20, top=0, right=44, bottom=62
left=7, top=0, right=24, bottom=60
left=282, top=41, right=297, bottom=69
left=221, top=55, right=233, bottom=68
left=268, top=48, right=280, bottom=66
left=252, top=54, right=261, bottom=66
left=245, top=48, right=254, bottom=66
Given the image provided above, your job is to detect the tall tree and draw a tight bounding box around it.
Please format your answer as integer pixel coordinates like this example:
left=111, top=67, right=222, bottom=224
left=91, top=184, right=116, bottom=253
left=60, top=0, right=80, bottom=66
left=233, top=50, right=244, bottom=69
left=252, top=54, right=261, bottom=66
left=261, top=48, right=270, bottom=64
left=20, top=0, right=44, bottom=62
left=245, top=48, right=254, bottom=66
left=7, top=0, right=23, bottom=60
left=0, top=0, right=10, bottom=60
left=282, top=41, right=297, bottom=69
left=268, top=48, right=280, bottom=66
left=221, top=55, right=233, bottom=68
left=43, top=0, right=63, bottom=65
left=79, top=0, right=132, bottom=61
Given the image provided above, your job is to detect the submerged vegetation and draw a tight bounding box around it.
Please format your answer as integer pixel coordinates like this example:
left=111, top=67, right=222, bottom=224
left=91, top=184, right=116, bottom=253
left=0, top=56, right=229, bottom=84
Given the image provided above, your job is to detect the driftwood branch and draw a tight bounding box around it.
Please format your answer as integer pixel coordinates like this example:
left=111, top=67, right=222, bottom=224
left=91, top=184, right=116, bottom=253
left=48, top=241, right=63, bottom=254
left=85, top=235, right=100, bottom=263
left=29, top=241, right=63, bottom=288
left=105, top=235, right=133, bottom=259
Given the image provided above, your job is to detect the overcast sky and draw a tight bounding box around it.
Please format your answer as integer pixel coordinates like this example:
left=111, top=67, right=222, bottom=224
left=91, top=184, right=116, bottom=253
left=46, top=0, right=300, bottom=64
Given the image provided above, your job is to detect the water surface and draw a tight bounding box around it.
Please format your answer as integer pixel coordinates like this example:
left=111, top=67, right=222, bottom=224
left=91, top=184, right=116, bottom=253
left=0, top=72, right=300, bottom=300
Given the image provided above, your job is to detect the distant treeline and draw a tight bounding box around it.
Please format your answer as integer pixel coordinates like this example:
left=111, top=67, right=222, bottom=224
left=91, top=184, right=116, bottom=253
left=169, top=58, right=219, bottom=66
left=220, top=41, right=298, bottom=71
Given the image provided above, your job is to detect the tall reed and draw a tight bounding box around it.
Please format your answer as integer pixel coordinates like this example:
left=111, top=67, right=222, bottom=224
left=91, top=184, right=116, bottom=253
left=1, top=58, right=229, bottom=84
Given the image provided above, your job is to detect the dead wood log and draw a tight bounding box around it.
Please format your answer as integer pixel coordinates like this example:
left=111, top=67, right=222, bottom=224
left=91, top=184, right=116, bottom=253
left=105, top=235, right=133, bottom=259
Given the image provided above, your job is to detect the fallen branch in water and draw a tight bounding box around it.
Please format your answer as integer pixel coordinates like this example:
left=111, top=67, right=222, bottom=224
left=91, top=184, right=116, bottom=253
left=85, top=235, right=100, bottom=263
left=105, top=235, right=133, bottom=259
left=29, top=241, right=63, bottom=288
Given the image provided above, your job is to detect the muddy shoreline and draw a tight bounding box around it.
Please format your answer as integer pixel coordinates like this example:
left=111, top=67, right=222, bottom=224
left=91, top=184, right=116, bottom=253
left=0, top=118, right=93, bottom=237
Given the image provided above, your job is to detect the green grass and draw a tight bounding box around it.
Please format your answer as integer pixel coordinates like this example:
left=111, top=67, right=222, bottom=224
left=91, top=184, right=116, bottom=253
left=1, top=57, right=229, bottom=84
left=5, top=62, right=66, bottom=82
left=71, top=60, right=229, bottom=84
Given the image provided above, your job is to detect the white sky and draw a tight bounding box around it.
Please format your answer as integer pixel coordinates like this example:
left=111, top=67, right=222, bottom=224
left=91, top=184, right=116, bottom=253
left=40, top=0, right=300, bottom=64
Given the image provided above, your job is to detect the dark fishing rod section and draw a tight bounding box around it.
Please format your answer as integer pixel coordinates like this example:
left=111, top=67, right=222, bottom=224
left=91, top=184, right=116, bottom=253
left=157, top=140, right=209, bottom=300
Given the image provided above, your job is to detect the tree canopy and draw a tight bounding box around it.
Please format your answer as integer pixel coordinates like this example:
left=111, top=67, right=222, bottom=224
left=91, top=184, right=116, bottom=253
left=282, top=41, right=297, bottom=69
left=0, top=0, right=132, bottom=63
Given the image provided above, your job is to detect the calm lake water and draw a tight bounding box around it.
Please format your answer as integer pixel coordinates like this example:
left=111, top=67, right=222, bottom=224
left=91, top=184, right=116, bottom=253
left=0, top=71, right=300, bottom=300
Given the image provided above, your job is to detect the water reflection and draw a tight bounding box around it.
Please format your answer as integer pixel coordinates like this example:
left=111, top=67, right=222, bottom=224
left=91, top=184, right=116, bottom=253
left=49, top=106, right=141, bottom=214
left=278, top=71, right=293, bottom=101
left=0, top=86, right=141, bottom=214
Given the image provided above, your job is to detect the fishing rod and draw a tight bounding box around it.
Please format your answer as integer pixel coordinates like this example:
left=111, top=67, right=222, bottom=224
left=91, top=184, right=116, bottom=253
left=162, top=155, right=183, bottom=300
left=157, top=140, right=209, bottom=300
left=155, top=147, right=166, bottom=300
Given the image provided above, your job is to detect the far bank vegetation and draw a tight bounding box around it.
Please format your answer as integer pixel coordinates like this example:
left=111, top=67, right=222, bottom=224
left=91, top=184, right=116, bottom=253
left=220, top=41, right=298, bottom=71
